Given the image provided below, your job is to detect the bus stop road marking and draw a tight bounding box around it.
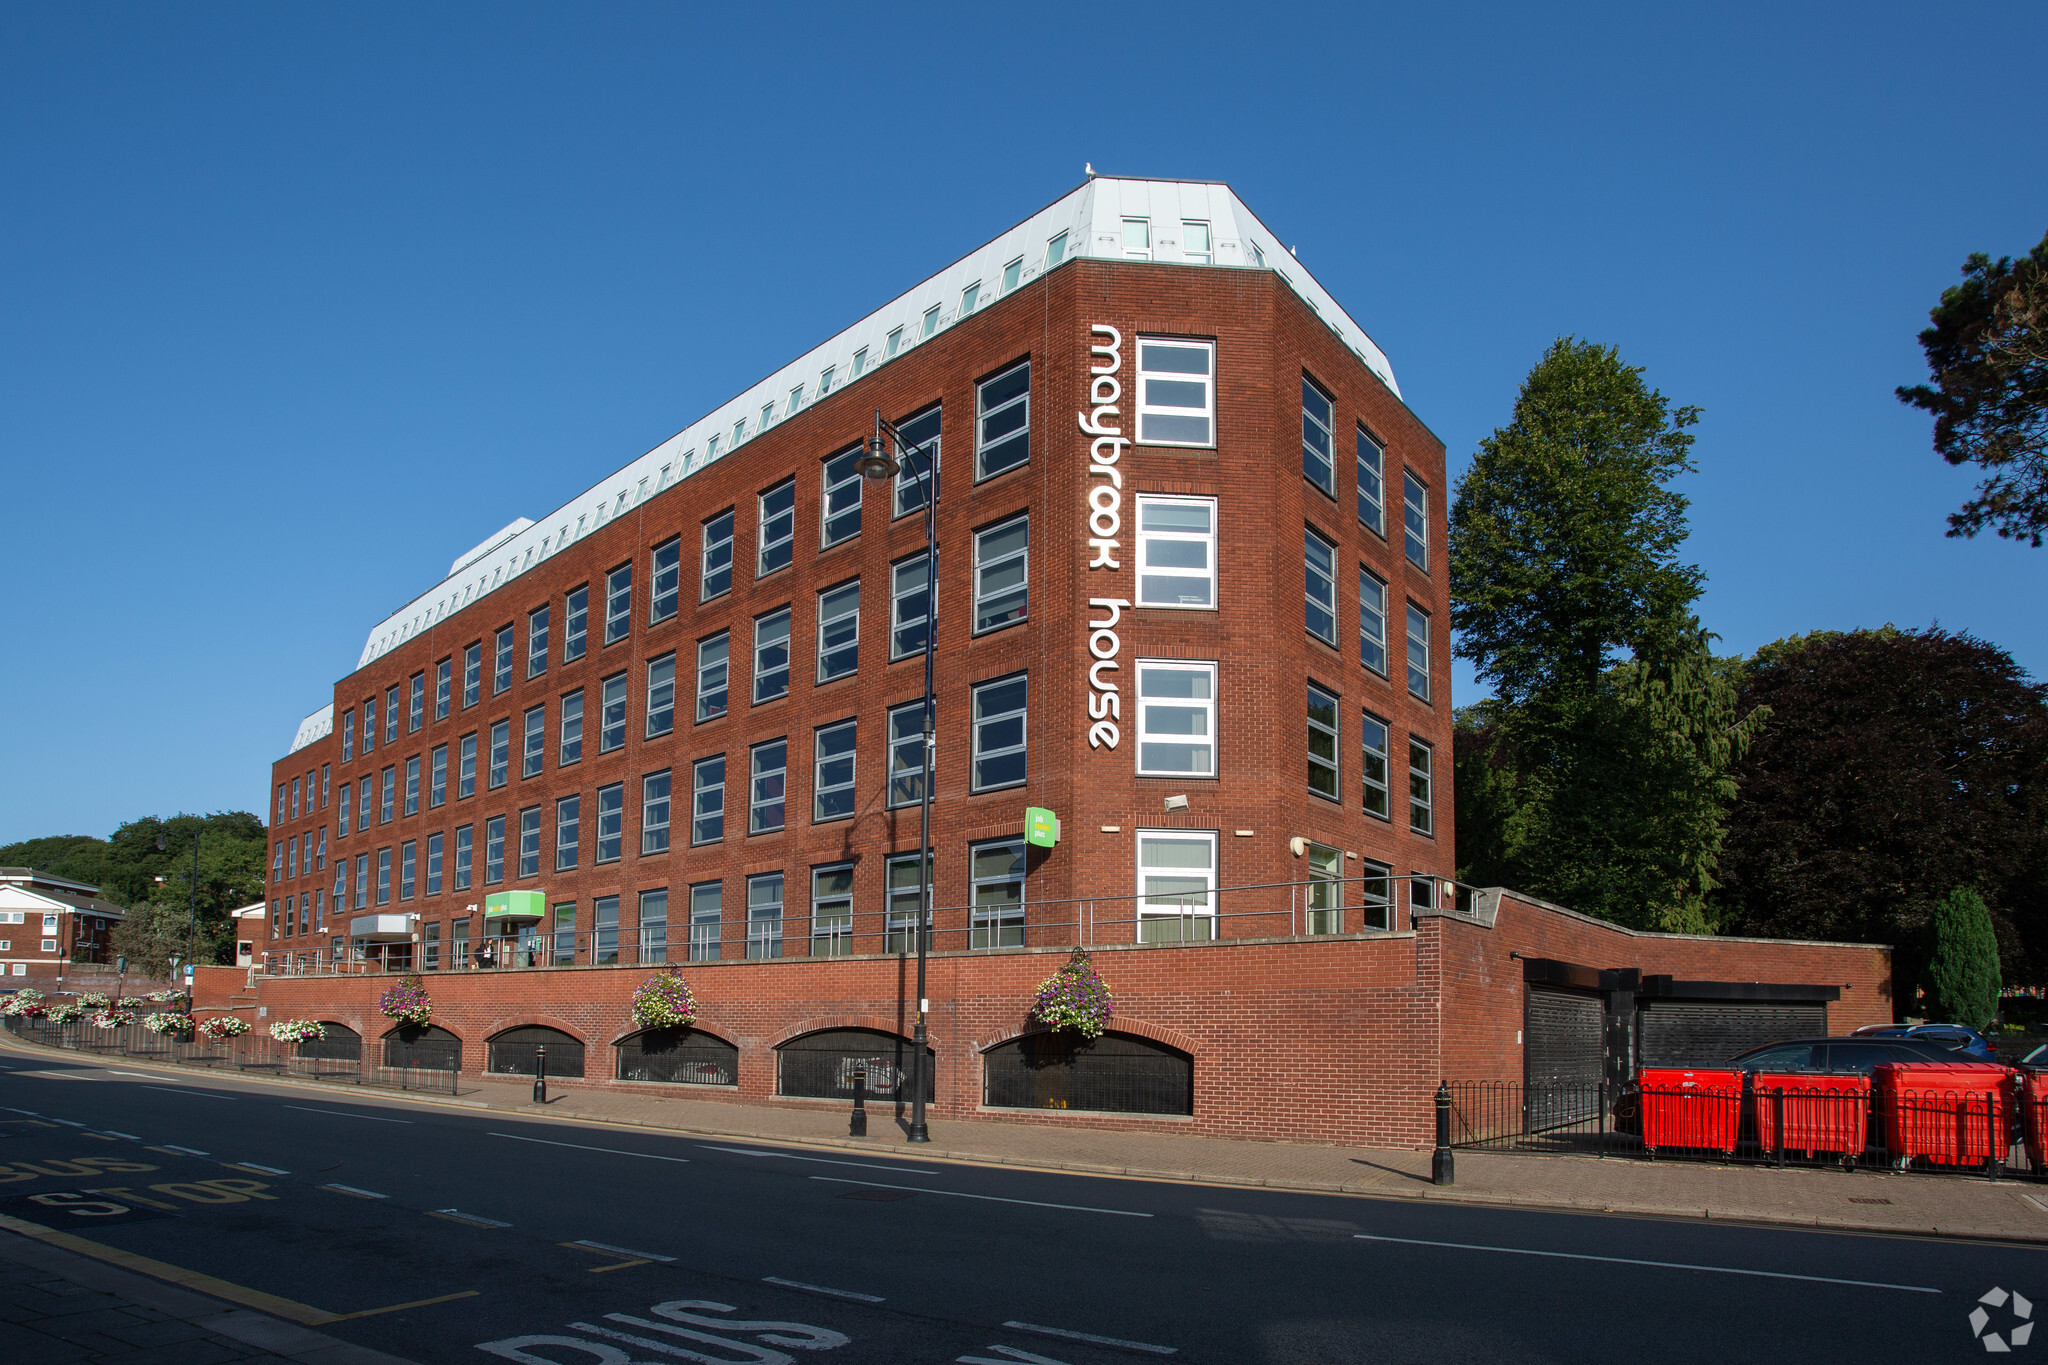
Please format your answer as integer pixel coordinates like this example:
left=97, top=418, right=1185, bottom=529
left=490, top=1133, right=688, bottom=1163
left=1352, top=1233, right=1942, bottom=1293
left=328, top=1290, right=481, bottom=1320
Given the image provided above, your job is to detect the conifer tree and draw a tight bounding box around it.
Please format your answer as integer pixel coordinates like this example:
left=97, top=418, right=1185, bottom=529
left=1927, top=886, right=2003, bottom=1030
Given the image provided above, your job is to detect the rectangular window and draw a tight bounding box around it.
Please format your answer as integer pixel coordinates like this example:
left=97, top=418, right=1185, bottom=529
left=380, top=766, right=396, bottom=823
left=821, top=447, right=863, bottom=547
left=692, top=755, right=725, bottom=844
left=341, top=708, right=355, bottom=761
left=973, top=515, right=1028, bottom=631
left=493, top=628, right=514, bottom=694
left=600, top=673, right=628, bottom=752
left=429, top=745, right=447, bottom=808
left=1305, top=842, right=1341, bottom=935
left=489, top=720, right=510, bottom=789
left=1182, top=220, right=1212, bottom=264
left=891, top=553, right=930, bottom=658
left=338, top=784, right=352, bottom=836
left=639, top=888, right=668, bottom=965
left=528, top=606, right=550, bottom=678
left=409, top=672, right=425, bottom=732
left=459, top=732, right=478, bottom=798
left=1135, top=496, right=1215, bottom=608
left=1357, top=427, right=1385, bottom=535
left=976, top=361, right=1030, bottom=479
left=811, top=864, right=854, bottom=958
left=518, top=807, right=541, bottom=878
left=701, top=511, right=734, bottom=601
left=752, top=608, right=791, bottom=703
left=386, top=685, right=400, bottom=742
left=970, top=840, right=1025, bottom=949
left=749, top=740, right=787, bottom=833
left=885, top=326, right=903, bottom=358
left=593, top=895, right=619, bottom=965
left=1001, top=257, right=1023, bottom=293
left=1362, top=712, right=1392, bottom=820
left=1304, top=529, right=1337, bottom=645
left=353, top=853, right=368, bottom=909
left=1410, top=738, right=1435, bottom=835
left=1360, top=570, right=1388, bottom=676
left=746, top=873, right=783, bottom=959
left=1403, top=471, right=1429, bottom=570
left=1045, top=230, right=1067, bottom=267
left=403, top=756, right=420, bottom=816
left=422, top=921, right=440, bottom=971
left=650, top=537, right=681, bottom=623
left=400, top=840, right=416, bottom=901
left=958, top=280, right=980, bottom=317
left=292, top=777, right=301, bottom=819
left=595, top=783, right=623, bottom=864
left=892, top=406, right=941, bottom=518
left=696, top=633, right=729, bottom=722
left=316, top=826, right=327, bottom=870
left=1135, top=660, right=1215, bottom=777
left=813, top=720, right=856, bottom=822
left=642, top=769, right=671, bottom=854
left=358, top=776, right=371, bottom=828
left=920, top=304, right=939, bottom=339
left=288, top=836, right=298, bottom=879
left=1360, top=859, right=1393, bottom=932
left=452, top=917, right=470, bottom=968
left=971, top=675, right=1027, bottom=792
left=435, top=658, right=452, bottom=719
left=757, top=480, right=796, bottom=576
left=852, top=346, right=868, bottom=377
left=486, top=815, right=506, bottom=884
left=886, top=852, right=932, bottom=953
left=1301, top=376, right=1335, bottom=496
left=454, top=824, right=473, bottom=891
left=605, top=564, right=632, bottom=644
left=1138, top=829, right=1218, bottom=942
left=1407, top=603, right=1432, bottom=702
left=555, top=795, right=580, bottom=871
left=1121, top=217, right=1151, bottom=259
left=522, top=705, right=546, bottom=779
left=1410, top=873, right=1436, bottom=925
left=559, top=690, right=583, bottom=764
left=462, top=644, right=481, bottom=708
left=362, top=698, right=375, bottom=753
left=1136, top=337, right=1215, bottom=447
left=646, top=653, right=676, bottom=737
left=689, top=881, right=721, bottom=961
left=887, top=700, right=929, bottom=808
left=1308, top=683, right=1340, bottom=800
left=564, top=586, right=589, bottom=662
left=553, top=903, right=576, bottom=965
left=376, top=847, right=392, bottom=906
left=816, top=581, right=859, bottom=681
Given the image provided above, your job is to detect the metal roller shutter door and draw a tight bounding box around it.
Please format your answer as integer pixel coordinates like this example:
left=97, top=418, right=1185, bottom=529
left=1525, top=986, right=1603, bottom=1090
left=1636, top=1000, right=1826, bottom=1068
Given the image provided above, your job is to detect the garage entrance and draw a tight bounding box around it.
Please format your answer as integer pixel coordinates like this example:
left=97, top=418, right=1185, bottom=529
left=1636, top=999, right=1827, bottom=1068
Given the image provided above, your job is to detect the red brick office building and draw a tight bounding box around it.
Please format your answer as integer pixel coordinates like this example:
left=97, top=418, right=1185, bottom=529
left=239, top=179, right=1890, bottom=1146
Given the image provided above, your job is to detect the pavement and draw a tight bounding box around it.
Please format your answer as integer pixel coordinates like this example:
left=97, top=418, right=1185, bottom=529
left=8, top=1026, right=2048, bottom=1246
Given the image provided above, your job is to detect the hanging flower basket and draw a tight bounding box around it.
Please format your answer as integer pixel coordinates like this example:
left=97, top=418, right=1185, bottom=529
left=379, top=975, right=433, bottom=1027
left=197, top=1015, right=250, bottom=1040
left=1, top=989, right=47, bottom=1018
left=631, top=968, right=698, bottom=1030
left=269, top=1019, right=326, bottom=1043
left=1029, top=949, right=1115, bottom=1041
left=142, top=1012, right=194, bottom=1038
left=90, top=1009, right=135, bottom=1030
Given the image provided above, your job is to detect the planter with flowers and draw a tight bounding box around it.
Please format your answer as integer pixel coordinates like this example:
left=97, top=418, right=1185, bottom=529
left=379, top=976, right=433, bottom=1028
left=80, top=992, right=112, bottom=1009
left=631, top=968, right=699, bottom=1031
left=142, top=1012, right=194, bottom=1038
left=89, top=1008, right=135, bottom=1030
left=269, top=1019, right=326, bottom=1044
left=47, top=1003, right=84, bottom=1024
left=1029, top=950, right=1115, bottom=1042
left=1, top=989, right=48, bottom=1019
left=196, top=1015, right=250, bottom=1040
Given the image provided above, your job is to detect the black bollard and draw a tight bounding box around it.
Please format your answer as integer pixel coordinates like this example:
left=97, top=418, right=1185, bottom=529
left=849, top=1066, right=868, bottom=1138
left=1432, top=1081, right=1455, bottom=1186
left=533, top=1043, right=547, bottom=1105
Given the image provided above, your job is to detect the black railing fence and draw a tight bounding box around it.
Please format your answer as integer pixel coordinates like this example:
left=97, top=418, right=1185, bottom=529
left=1447, top=1078, right=2042, bottom=1178
left=3, top=1014, right=464, bottom=1095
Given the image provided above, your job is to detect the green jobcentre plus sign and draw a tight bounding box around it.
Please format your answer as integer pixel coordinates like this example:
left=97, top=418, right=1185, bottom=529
left=1025, top=807, right=1060, bottom=848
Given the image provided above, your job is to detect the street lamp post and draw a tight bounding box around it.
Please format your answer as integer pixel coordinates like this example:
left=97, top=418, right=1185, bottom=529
left=155, top=829, right=201, bottom=1012
left=856, top=409, right=937, bottom=1144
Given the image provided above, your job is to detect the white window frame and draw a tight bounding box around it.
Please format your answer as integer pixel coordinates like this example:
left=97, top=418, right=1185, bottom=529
left=1181, top=220, right=1212, bottom=264
left=1121, top=217, right=1151, bottom=259
left=1407, top=602, right=1432, bottom=702
left=975, top=360, right=1030, bottom=480
left=1137, top=828, right=1217, bottom=942
left=650, top=537, right=681, bottom=623
left=813, top=719, right=856, bottom=822
left=758, top=480, right=796, bottom=576
left=752, top=607, right=791, bottom=704
left=1308, top=682, right=1340, bottom=802
left=816, top=581, right=860, bottom=683
left=969, top=839, right=1025, bottom=950
left=1135, top=495, right=1216, bottom=609
left=1134, top=659, right=1216, bottom=778
left=564, top=586, right=588, bottom=662
left=696, top=632, right=729, bottom=722
left=749, top=739, right=787, bottom=834
left=887, top=699, right=931, bottom=809
left=821, top=446, right=863, bottom=548
left=1403, top=470, right=1429, bottom=571
left=1360, top=569, right=1388, bottom=676
left=1410, top=737, right=1435, bottom=835
left=1304, top=529, right=1337, bottom=645
left=972, top=514, right=1029, bottom=633
left=970, top=674, right=1028, bottom=793
left=746, top=872, right=783, bottom=959
left=1135, top=337, right=1216, bottom=448
left=1361, top=711, right=1392, bottom=821
left=1000, top=256, right=1024, bottom=292
left=891, top=552, right=930, bottom=659
left=1044, top=230, right=1067, bottom=268
left=891, top=407, right=941, bottom=519
left=691, top=755, right=725, bottom=845
left=559, top=691, right=583, bottom=765
left=604, top=564, right=632, bottom=645
left=594, top=783, right=623, bottom=864
left=555, top=794, right=580, bottom=872
left=1301, top=376, right=1335, bottom=497
left=599, top=672, right=628, bottom=752
left=641, top=769, right=671, bottom=855
left=701, top=510, right=734, bottom=601
left=811, top=864, right=854, bottom=958
left=1357, top=427, right=1386, bottom=535
left=645, top=652, right=676, bottom=738
left=958, top=280, right=981, bottom=317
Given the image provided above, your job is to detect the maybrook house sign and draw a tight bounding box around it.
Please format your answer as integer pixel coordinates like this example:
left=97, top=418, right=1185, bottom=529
left=1080, top=323, right=1129, bottom=751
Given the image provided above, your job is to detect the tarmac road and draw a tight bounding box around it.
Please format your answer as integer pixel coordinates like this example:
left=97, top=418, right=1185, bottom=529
left=2, top=1049, right=2043, bottom=1364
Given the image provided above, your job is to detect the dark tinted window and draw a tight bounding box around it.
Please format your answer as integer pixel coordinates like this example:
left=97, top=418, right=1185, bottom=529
left=1816, top=1042, right=1890, bottom=1074
left=1733, top=1043, right=1818, bottom=1071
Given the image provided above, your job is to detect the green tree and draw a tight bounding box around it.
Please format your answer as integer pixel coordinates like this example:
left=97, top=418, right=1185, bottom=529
left=1927, top=886, right=2003, bottom=1030
left=110, top=902, right=195, bottom=982
left=1898, top=229, right=2048, bottom=546
left=1450, top=341, right=1764, bottom=930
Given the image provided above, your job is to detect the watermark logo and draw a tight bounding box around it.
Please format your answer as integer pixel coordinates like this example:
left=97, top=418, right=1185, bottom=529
left=1971, top=1287, right=2034, bottom=1352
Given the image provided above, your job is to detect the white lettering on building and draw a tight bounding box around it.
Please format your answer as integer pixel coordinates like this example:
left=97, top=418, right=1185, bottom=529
left=1081, top=324, right=1129, bottom=750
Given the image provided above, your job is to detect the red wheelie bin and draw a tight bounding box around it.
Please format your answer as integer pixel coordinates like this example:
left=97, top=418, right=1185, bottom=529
left=1872, top=1061, right=2014, bottom=1169
left=1637, top=1068, right=1742, bottom=1155
left=1751, top=1072, right=1870, bottom=1158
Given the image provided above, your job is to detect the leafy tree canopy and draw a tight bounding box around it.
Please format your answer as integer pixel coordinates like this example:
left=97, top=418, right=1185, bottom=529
left=1898, top=229, right=2048, bottom=546
left=1714, top=628, right=2048, bottom=983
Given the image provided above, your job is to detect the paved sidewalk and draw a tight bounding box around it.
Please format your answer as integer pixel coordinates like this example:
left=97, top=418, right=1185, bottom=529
left=10, top=1029, right=2048, bottom=1246
left=0, top=1229, right=416, bottom=1365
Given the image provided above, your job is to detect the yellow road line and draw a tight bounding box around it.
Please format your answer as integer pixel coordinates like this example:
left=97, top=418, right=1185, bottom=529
left=327, top=1289, right=480, bottom=1320
left=0, top=1212, right=337, bottom=1324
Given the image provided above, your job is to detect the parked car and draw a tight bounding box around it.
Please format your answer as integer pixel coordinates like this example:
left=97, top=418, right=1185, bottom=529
left=1847, top=1023, right=1998, bottom=1061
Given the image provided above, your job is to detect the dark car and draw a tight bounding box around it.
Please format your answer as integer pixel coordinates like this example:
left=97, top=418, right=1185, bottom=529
left=1726, top=1036, right=1966, bottom=1075
left=1849, top=1022, right=1999, bottom=1061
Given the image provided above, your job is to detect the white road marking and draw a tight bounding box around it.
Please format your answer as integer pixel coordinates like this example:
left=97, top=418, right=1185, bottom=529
left=110, top=1071, right=166, bottom=1078
left=0, top=1107, right=40, bottom=1116
left=231, top=1162, right=291, bottom=1175
left=1352, top=1234, right=1941, bottom=1293
left=703, top=1144, right=937, bottom=1175
left=1003, top=1321, right=1177, bottom=1354
left=488, top=1132, right=689, bottom=1163
left=24, top=1073, right=98, bottom=1083
left=431, top=1208, right=512, bottom=1228
left=161, top=1144, right=209, bottom=1156
left=811, top=1177, right=1151, bottom=1218
left=763, top=1275, right=885, bottom=1302
left=96, top=1131, right=142, bottom=1141
left=52, top=1119, right=85, bottom=1126
left=146, top=1086, right=233, bottom=1100
left=961, top=1347, right=1072, bottom=1365
left=285, top=1105, right=411, bottom=1123
left=321, top=1183, right=388, bottom=1199
left=2020, top=1192, right=2048, bottom=1214
left=570, top=1239, right=675, bottom=1263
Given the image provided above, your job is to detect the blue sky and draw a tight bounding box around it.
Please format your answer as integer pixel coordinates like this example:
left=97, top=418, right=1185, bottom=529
left=3, top=4, right=2043, bottom=843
